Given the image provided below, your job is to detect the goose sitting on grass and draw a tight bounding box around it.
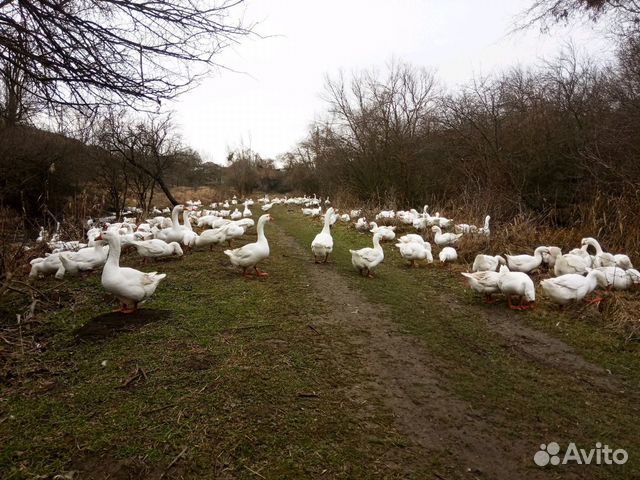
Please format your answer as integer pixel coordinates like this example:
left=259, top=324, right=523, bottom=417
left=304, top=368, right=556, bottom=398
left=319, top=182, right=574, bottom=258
left=350, top=232, right=384, bottom=278
left=596, top=266, right=640, bottom=291
left=540, top=269, right=608, bottom=306
left=29, top=253, right=65, bottom=280
left=506, top=246, right=549, bottom=274
left=131, top=239, right=183, bottom=262
left=311, top=207, right=335, bottom=263
left=581, top=237, right=633, bottom=270
left=355, top=217, right=369, bottom=232
left=431, top=226, right=462, bottom=247
left=59, top=240, right=109, bottom=275
left=548, top=247, right=589, bottom=276
left=98, top=230, right=167, bottom=313
left=438, top=246, right=457, bottom=264
left=243, top=202, right=253, bottom=218
left=369, top=222, right=396, bottom=241
left=498, top=271, right=535, bottom=310
left=224, top=214, right=271, bottom=278
left=230, top=208, right=242, bottom=220
left=472, top=254, right=506, bottom=272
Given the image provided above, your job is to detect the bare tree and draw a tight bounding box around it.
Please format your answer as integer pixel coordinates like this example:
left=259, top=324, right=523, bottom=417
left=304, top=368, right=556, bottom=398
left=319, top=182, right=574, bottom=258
left=225, top=147, right=260, bottom=196
left=97, top=111, right=185, bottom=206
left=320, top=60, right=439, bottom=205
left=518, top=0, right=640, bottom=34
left=0, top=0, right=254, bottom=111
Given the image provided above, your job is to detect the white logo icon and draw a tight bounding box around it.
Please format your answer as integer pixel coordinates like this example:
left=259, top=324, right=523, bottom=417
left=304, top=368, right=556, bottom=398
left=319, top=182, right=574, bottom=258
left=534, top=442, right=628, bottom=466
left=534, top=442, right=561, bottom=466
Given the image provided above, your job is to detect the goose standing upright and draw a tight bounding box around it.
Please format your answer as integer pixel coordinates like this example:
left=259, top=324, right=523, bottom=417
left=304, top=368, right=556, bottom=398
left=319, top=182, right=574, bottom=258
left=350, top=233, right=384, bottom=278
left=224, top=214, right=272, bottom=277
left=98, top=230, right=166, bottom=313
left=311, top=207, right=335, bottom=263
left=243, top=202, right=252, bottom=218
left=155, top=205, right=185, bottom=243
left=478, top=215, right=491, bottom=236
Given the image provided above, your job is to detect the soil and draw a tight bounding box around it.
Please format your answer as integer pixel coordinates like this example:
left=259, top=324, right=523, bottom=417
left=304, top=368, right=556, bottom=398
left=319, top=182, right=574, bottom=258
left=272, top=223, right=604, bottom=479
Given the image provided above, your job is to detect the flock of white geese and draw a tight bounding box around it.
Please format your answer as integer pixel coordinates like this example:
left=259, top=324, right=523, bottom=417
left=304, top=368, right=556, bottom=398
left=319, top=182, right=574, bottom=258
left=28, top=194, right=638, bottom=313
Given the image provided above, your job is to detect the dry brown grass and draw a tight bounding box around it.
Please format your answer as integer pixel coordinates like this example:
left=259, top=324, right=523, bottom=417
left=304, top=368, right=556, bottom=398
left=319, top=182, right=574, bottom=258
left=600, top=293, right=640, bottom=343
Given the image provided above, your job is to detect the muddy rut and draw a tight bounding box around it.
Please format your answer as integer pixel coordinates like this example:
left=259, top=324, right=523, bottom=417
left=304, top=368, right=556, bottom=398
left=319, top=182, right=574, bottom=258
left=272, top=222, right=607, bottom=479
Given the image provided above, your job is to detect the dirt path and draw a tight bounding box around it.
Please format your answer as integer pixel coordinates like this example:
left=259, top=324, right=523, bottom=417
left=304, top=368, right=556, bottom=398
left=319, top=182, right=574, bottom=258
left=272, top=221, right=603, bottom=479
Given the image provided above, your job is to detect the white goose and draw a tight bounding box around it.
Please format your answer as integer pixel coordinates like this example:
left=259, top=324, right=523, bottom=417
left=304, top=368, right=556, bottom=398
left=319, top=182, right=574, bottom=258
left=582, top=237, right=633, bottom=270
left=431, top=226, right=462, bottom=247
left=311, top=207, right=334, bottom=263
left=596, top=266, right=640, bottom=291
left=131, top=239, right=183, bottom=261
left=396, top=238, right=433, bottom=267
left=506, top=246, right=549, bottom=273
left=497, top=271, right=535, bottom=310
left=478, top=215, right=491, bottom=237
left=224, top=214, right=271, bottom=277
left=29, top=253, right=65, bottom=279
left=230, top=208, right=242, bottom=220
left=472, top=254, right=506, bottom=272
left=350, top=232, right=384, bottom=278
left=462, top=265, right=509, bottom=303
left=181, top=209, right=197, bottom=248
left=59, top=241, right=109, bottom=275
left=355, top=217, right=369, bottom=232
left=438, top=246, right=458, bottom=264
left=155, top=205, right=185, bottom=243
left=540, top=270, right=608, bottom=306
left=369, top=222, right=396, bottom=241
left=98, top=230, right=166, bottom=313
left=243, top=202, right=252, bottom=218
left=220, top=222, right=247, bottom=247
left=398, top=233, right=427, bottom=244
left=549, top=248, right=589, bottom=276
left=190, top=227, right=227, bottom=251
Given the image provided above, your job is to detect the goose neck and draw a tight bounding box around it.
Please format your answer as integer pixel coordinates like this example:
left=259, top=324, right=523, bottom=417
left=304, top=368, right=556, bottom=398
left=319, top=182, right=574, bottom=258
left=106, top=236, right=121, bottom=268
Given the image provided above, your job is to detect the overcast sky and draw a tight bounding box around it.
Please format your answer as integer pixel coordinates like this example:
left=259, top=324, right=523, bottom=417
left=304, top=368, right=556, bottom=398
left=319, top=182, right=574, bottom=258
left=170, top=0, right=613, bottom=165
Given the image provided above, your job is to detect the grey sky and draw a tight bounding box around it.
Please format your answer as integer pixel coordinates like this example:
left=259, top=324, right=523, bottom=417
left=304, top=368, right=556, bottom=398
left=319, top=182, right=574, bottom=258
left=171, top=0, right=613, bottom=165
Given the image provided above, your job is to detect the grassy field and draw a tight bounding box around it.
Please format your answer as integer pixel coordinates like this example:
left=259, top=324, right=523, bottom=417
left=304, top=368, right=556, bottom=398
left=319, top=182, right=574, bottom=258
left=2, top=205, right=639, bottom=479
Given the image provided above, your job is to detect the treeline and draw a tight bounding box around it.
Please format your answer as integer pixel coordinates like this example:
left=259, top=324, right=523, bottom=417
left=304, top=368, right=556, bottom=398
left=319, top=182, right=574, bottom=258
left=281, top=39, right=640, bottom=224
left=0, top=110, right=228, bottom=229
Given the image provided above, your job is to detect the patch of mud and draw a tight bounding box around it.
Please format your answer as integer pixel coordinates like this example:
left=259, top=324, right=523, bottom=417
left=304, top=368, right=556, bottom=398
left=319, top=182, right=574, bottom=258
left=74, top=308, right=170, bottom=341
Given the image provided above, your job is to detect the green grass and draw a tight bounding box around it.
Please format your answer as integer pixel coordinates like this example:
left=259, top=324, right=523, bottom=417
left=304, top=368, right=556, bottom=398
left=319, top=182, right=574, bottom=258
left=0, top=225, right=422, bottom=479
left=277, top=208, right=640, bottom=479
left=2, top=207, right=640, bottom=479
